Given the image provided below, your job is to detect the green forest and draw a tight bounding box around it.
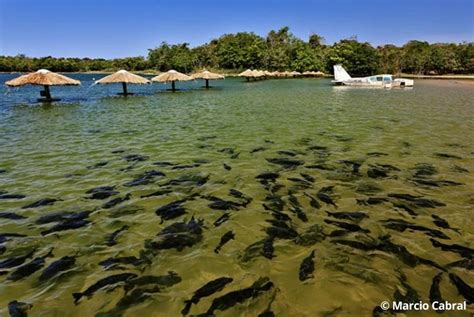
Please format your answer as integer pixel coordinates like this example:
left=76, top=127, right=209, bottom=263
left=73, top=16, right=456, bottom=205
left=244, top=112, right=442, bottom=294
left=1, top=27, right=473, bottom=76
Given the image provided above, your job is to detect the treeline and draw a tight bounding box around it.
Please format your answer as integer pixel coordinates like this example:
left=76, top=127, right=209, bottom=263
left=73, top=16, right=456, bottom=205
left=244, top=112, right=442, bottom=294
left=1, top=27, right=473, bottom=76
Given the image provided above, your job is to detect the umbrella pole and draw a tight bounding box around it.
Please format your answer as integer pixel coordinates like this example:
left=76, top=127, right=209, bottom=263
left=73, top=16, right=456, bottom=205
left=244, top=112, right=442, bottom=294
left=122, top=82, right=128, bottom=95
left=205, top=79, right=209, bottom=89
left=171, top=81, right=176, bottom=92
left=43, top=85, right=52, bottom=100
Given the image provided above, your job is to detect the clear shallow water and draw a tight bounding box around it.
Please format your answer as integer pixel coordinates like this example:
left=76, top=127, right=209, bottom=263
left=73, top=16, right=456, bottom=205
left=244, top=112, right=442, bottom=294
left=0, top=74, right=473, bottom=316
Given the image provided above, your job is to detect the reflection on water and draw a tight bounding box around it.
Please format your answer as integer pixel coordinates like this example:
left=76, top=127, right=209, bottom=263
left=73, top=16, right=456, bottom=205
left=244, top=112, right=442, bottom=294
left=0, top=75, right=473, bottom=316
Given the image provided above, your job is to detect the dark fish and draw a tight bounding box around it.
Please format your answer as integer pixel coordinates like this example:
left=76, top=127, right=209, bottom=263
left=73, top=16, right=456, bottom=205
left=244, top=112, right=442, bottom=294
left=410, top=163, right=437, bottom=177
left=262, top=237, right=275, bottom=259
left=324, top=219, right=369, bottom=233
left=288, top=177, right=312, bottom=188
left=256, top=172, right=279, bottom=183
left=356, top=197, right=389, bottom=205
left=72, top=273, right=138, bottom=303
left=0, top=250, right=35, bottom=269
left=367, top=166, right=388, bottom=178
left=250, top=147, right=267, bottom=154
left=446, top=258, right=474, bottom=270
left=214, top=213, right=230, bottom=227
left=0, top=169, right=6, bottom=174
left=392, top=203, right=418, bottom=216
left=181, top=277, right=233, bottom=315
left=124, top=271, right=182, bottom=293
left=411, top=178, right=463, bottom=187
left=36, top=210, right=90, bottom=225
left=218, top=147, right=235, bottom=154
left=39, top=256, right=75, bottom=281
left=147, top=217, right=204, bottom=252
left=41, top=219, right=90, bottom=236
left=123, top=154, right=148, bottom=162
left=172, top=164, right=200, bottom=170
left=304, top=192, right=321, bottom=209
left=300, top=173, right=315, bottom=183
left=156, top=200, right=187, bottom=222
left=430, top=239, right=474, bottom=259
left=223, top=163, right=232, bottom=170
left=331, top=239, right=377, bottom=251
left=87, top=190, right=119, bottom=200
left=95, top=287, right=157, bottom=317
left=326, top=211, right=368, bottom=222
left=429, top=273, right=444, bottom=311
left=163, top=173, right=209, bottom=187
left=0, top=233, right=27, bottom=244
left=102, top=194, right=131, bottom=209
left=449, top=273, right=474, bottom=303
left=140, top=189, right=172, bottom=198
left=289, top=206, right=308, bottom=222
left=208, top=198, right=241, bottom=211
left=451, top=165, right=469, bottom=173
left=86, top=186, right=115, bottom=194
left=266, top=157, right=304, bottom=168
left=8, top=249, right=53, bottom=281
left=0, top=193, right=26, bottom=200
left=387, top=193, right=445, bottom=208
left=382, top=218, right=450, bottom=239
left=111, top=149, right=126, bottom=154
left=317, top=186, right=337, bottom=208
left=0, top=212, right=26, bottom=220
left=434, top=153, right=461, bottom=159
left=277, top=150, right=297, bottom=156
left=124, top=170, right=165, bottom=187
left=265, top=222, right=298, bottom=240
left=367, top=152, right=388, bottom=157
left=8, top=300, right=32, bottom=317
left=204, top=277, right=274, bottom=315
left=431, top=214, right=459, bottom=232
left=87, top=161, right=108, bottom=169
left=153, top=161, right=175, bottom=167
left=105, top=225, right=129, bottom=246
left=22, top=198, right=59, bottom=209
left=214, top=231, right=235, bottom=254
left=99, top=256, right=143, bottom=269
left=299, top=250, right=316, bottom=281
left=305, top=164, right=336, bottom=171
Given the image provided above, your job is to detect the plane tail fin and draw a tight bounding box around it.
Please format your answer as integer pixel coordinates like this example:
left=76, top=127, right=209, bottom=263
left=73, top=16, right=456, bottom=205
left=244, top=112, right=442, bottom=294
left=333, top=64, right=351, bottom=81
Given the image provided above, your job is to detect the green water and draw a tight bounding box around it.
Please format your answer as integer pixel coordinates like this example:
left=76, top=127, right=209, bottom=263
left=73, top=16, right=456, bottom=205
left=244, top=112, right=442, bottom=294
left=0, top=76, right=473, bottom=316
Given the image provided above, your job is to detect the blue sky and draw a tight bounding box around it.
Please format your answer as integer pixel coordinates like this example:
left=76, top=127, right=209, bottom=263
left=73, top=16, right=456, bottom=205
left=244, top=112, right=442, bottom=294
left=1, top=0, right=473, bottom=58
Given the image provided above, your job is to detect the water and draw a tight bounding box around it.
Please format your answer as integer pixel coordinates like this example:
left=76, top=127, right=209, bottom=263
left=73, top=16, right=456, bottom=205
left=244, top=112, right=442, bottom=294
left=0, top=74, right=473, bottom=316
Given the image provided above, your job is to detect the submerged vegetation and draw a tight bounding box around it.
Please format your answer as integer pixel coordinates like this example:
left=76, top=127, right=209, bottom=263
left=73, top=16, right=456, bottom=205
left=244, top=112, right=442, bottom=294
left=0, top=27, right=473, bottom=75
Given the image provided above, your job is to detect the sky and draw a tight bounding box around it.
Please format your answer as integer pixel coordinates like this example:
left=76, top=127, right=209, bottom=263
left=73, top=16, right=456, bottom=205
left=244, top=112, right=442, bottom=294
left=0, top=0, right=473, bottom=58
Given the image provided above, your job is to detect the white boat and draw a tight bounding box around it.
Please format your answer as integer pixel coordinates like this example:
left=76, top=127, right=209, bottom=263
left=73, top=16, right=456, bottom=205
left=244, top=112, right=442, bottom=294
left=331, top=64, right=414, bottom=88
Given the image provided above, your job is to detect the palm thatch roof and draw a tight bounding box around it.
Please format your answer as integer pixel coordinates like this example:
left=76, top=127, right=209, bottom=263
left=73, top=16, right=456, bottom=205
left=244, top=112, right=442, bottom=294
left=95, top=70, right=150, bottom=85
left=191, top=70, right=224, bottom=80
left=238, top=69, right=255, bottom=77
left=315, top=71, right=325, bottom=77
left=151, top=70, right=193, bottom=82
left=253, top=70, right=266, bottom=77
left=5, top=69, right=80, bottom=87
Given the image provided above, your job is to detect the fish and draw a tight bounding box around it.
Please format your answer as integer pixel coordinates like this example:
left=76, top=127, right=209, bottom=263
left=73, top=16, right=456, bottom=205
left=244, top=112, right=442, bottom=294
left=36, top=210, right=90, bottom=225
left=356, top=197, right=389, bottom=205
left=111, top=149, right=126, bottom=154
left=300, top=173, right=315, bottom=183
left=324, top=219, right=369, bottom=233
left=0, top=212, right=26, bottom=220
left=449, top=273, right=474, bottom=303
left=39, top=256, right=76, bottom=281
left=317, top=186, right=337, bottom=208
left=207, top=198, right=241, bottom=211
left=289, top=206, right=308, bottom=222
left=431, top=214, right=459, bottom=232
left=429, top=273, right=445, bottom=310
left=181, top=277, right=233, bottom=315
left=156, top=200, right=187, bottom=222
left=266, top=157, right=304, bottom=168
left=262, top=237, right=275, bottom=259
left=8, top=249, right=54, bottom=281
left=204, top=277, right=274, bottom=315
left=102, top=194, right=131, bottom=209
left=256, top=172, right=279, bottom=183
left=86, top=161, right=108, bottom=169
left=41, top=219, right=90, bottom=236
left=0, top=193, right=26, bottom=200
left=331, top=239, right=377, bottom=251
left=213, top=213, right=230, bottom=227
left=86, top=186, right=115, bottom=194
left=411, top=178, right=463, bottom=187
left=147, top=217, right=204, bottom=252
left=250, top=147, right=267, bottom=154
left=95, top=287, right=157, bottom=317
left=277, top=150, right=297, bottom=156
left=326, top=211, right=368, bottom=222
left=22, top=198, right=59, bottom=209
left=87, top=190, right=119, bottom=200
left=381, top=218, right=449, bottom=240
left=223, top=163, right=232, bottom=170
left=172, top=164, right=201, bottom=170
left=123, top=154, right=148, bottom=162
left=299, top=250, right=316, bottom=281
left=124, top=170, right=165, bottom=187
left=434, top=153, right=461, bottom=159
left=72, top=273, right=138, bottom=304
left=214, top=231, right=235, bottom=254
left=367, top=166, right=388, bottom=178
left=367, top=152, right=388, bottom=157
left=8, top=300, right=32, bottom=317
left=446, top=258, right=474, bottom=270
left=105, top=225, right=129, bottom=246
left=387, top=193, right=446, bottom=208
left=392, top=203, right=418, bottom=216
left=153, top=161, right=175, bottom=167
left=99, top=256, right=143, bottom=269
left=265, top=224, right=298, bottom=240
left=124, top=272, right=182, bottom=293
left=430, top=239, right=474, bottom=259
left=0, top=233, right=27, bottom=244
left=140, top=189, right=173, bottom=198
left=304, top=192, right=321, bottom=209
left=0, top=250, right=35, bottom=269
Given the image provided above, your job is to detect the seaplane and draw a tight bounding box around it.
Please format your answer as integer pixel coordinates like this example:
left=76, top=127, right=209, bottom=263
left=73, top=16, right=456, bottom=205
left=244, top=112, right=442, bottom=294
left=332, top=64, right=414, bottom=88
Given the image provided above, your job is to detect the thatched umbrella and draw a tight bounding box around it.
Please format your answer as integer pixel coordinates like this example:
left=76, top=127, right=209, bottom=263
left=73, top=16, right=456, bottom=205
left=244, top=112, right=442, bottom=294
left=302, top=71, right=314, bottom=77
left=94, top=69, right=150, bottom=95
left=291, top=71, right=302, bottom=77
left=315, top=71, right=325, bottom=77
left=151, top=70, right=193, bottom=92
left=5, top=69, right=80, bottom=102
left=191, top=70, right=224, bottom=88
left=238, top=69, right=255, bottom=81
